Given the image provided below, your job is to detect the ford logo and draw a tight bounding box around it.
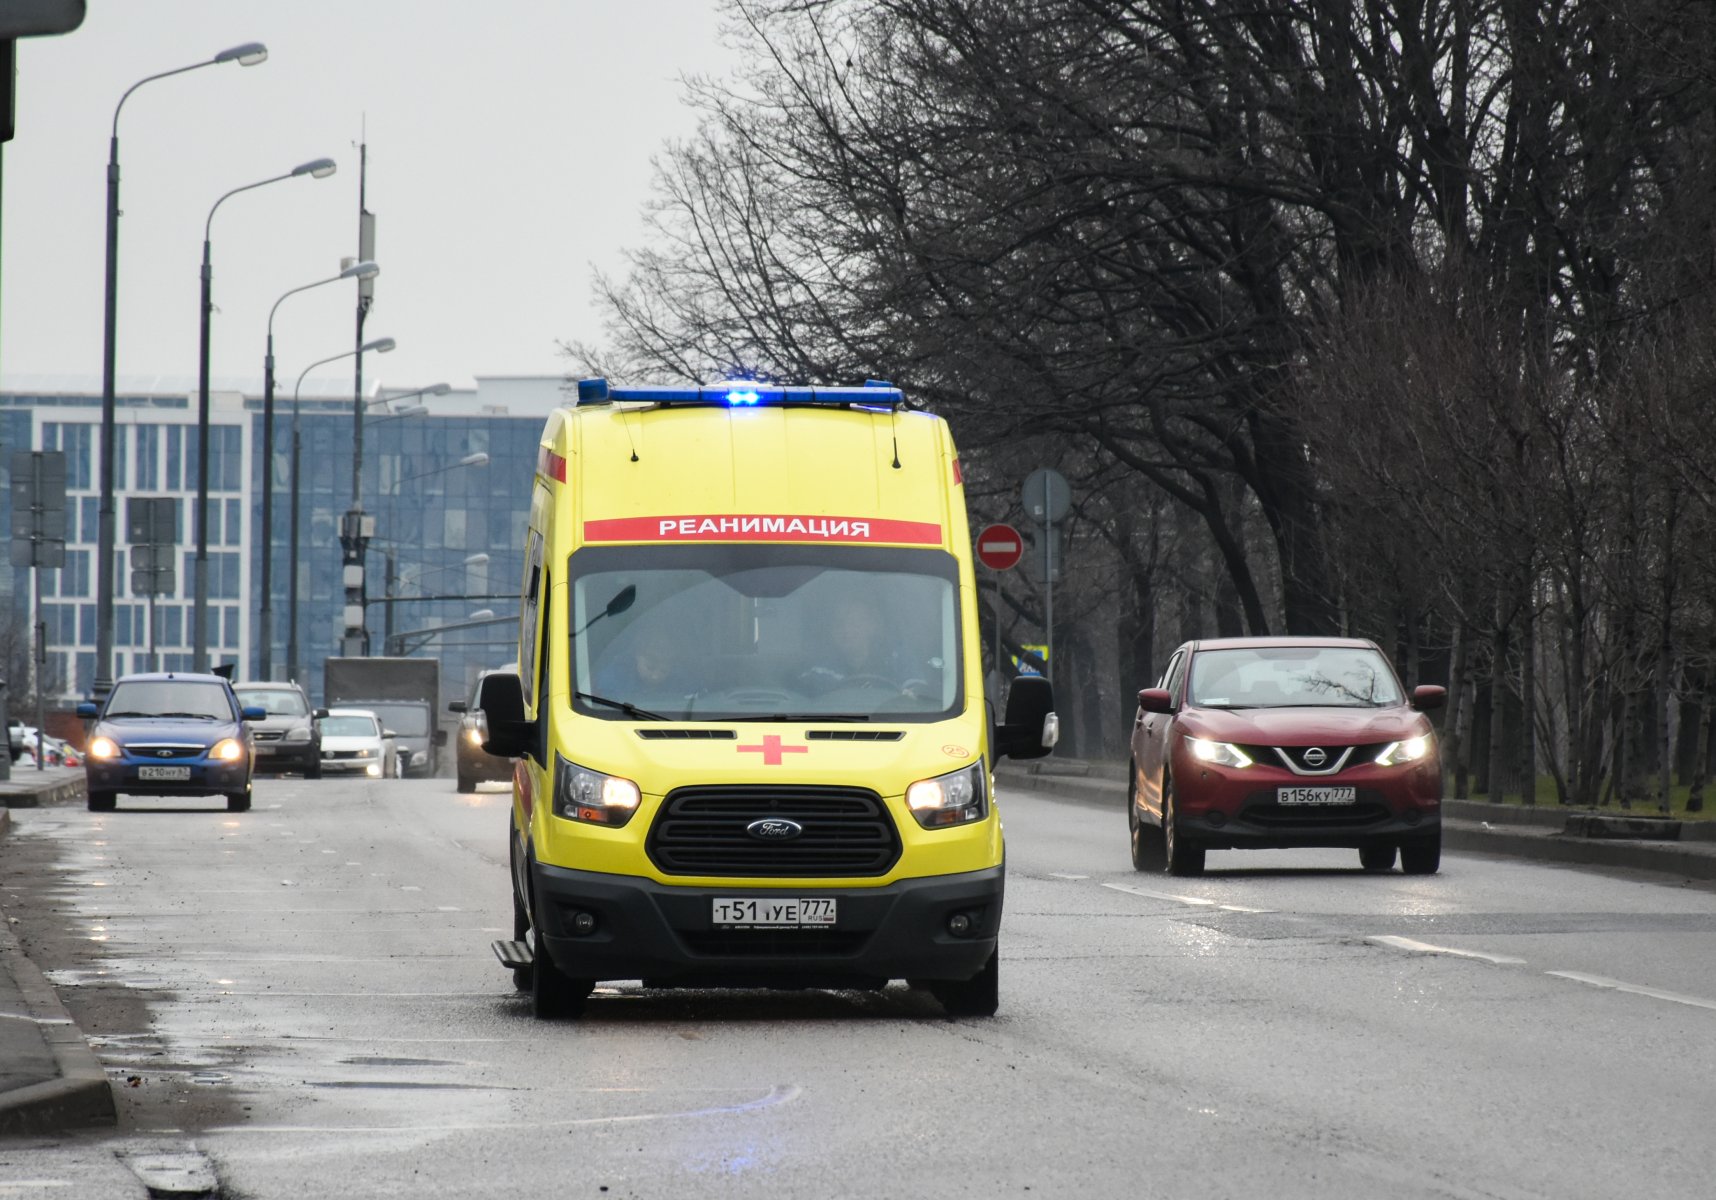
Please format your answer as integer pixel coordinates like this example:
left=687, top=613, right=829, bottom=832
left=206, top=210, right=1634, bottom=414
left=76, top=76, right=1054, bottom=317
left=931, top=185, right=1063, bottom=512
left=746, top=818, right=803, bottom=842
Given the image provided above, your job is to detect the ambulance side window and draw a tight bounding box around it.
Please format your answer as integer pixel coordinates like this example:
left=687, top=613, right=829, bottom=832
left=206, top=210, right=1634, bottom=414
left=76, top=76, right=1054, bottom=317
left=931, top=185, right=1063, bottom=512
left=519, top=530, right=545, bottom=711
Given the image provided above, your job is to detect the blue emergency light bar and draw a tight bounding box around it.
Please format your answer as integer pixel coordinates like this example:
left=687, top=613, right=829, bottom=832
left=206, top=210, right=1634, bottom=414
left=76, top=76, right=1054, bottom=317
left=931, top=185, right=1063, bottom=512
left=575, top=377, right=904, bottom=409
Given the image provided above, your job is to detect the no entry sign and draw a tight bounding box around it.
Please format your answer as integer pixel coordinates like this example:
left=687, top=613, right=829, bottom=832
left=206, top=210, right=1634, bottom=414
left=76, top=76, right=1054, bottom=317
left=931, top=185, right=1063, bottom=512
left=976, top=523, right=1024, bottom=571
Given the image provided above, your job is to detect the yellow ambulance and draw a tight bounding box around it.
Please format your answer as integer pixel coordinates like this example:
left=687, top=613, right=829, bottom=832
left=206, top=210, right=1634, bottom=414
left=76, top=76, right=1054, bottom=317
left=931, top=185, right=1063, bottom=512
left=476, top=379, right=1058, bottom=1019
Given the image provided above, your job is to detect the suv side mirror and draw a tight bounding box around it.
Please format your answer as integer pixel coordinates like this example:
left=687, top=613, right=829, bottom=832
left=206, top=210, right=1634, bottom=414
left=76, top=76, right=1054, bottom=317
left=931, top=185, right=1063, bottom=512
left=475, top=672, right=532, bottom=761
left=995, top=676, right=1058, bottom=760
left=448, top=701, right=468, bottom=714
left=313, top=707, right=329, bottom=720
left=1411, top=685, right=1447, bottom=712
left=1136, top=687, right=1175, bottom=714
left=76, top=702, right=99, bottom=719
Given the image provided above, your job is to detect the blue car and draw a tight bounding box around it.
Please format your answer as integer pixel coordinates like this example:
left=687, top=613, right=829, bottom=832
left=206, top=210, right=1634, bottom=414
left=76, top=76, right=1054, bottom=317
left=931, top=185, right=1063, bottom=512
left=78, top=673, right=265, bottom=813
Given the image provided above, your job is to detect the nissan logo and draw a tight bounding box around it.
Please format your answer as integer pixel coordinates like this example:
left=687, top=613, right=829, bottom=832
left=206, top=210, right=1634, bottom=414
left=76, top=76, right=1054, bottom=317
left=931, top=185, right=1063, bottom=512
left=746, top=818, right=803, bottom=842
left=1302, top=747, right=1327, bottom=767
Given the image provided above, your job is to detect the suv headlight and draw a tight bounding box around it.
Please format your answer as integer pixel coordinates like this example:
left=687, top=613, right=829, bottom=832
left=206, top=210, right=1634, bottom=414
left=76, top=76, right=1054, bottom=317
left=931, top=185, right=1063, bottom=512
left=1187, top=737, right=1253, bottom=768
left=283, top=725, right=312, bottom=743
left=1376, top=735, right=1433, bottom=766
left=554, top=754, right=641, bottom=827
left=905, top=762, right=988, bottom=829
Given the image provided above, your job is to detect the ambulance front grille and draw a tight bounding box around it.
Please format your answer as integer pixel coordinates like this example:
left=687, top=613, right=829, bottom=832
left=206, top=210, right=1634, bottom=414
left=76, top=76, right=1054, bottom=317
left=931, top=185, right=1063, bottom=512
left=647, top=786, right=900, bottom=877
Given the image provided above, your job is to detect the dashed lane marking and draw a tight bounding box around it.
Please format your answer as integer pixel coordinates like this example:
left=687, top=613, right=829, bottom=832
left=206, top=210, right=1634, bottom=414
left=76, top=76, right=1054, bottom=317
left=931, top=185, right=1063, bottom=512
left=1366, top=935, right=1526, bottom=965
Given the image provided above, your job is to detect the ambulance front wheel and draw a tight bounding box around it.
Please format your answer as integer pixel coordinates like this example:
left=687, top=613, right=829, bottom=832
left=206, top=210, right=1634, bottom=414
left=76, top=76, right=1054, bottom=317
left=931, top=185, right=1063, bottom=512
left=928, top=946, right=999, bottom=1018
left=531, top=934, right=593, bottom=1020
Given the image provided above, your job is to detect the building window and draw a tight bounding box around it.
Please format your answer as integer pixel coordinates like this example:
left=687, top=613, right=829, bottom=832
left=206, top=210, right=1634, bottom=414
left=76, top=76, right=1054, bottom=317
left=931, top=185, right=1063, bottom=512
left=224, top=606, right=240, bottom=649
left=135, top=424, right=160, bottom=490
left=80, top=603, right=95, bottom=644
left=80, top=496, right=97, bottom=546
left=225, top=498, right=241, bottom=546
left=166, top=426, right=182, bottom=490
left=164, top=606, right=183, bottom=647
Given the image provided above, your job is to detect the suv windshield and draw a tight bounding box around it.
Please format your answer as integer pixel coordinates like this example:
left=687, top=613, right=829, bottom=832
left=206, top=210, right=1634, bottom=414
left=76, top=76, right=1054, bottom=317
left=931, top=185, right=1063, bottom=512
left=235, top=688, right=308, bottom=717
left=105, top=680, right=234, bottom=720
left=568, top=544, right=962, bottom=721
left=1189, top=646, right=1404, bottom=709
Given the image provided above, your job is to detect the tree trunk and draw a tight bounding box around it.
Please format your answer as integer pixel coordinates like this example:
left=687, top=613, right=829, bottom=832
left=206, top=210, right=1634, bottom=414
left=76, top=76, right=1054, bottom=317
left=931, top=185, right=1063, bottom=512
left=1518, top=596, right=1536, bottom=805
left=1445, top=616, right=1471, bottom=798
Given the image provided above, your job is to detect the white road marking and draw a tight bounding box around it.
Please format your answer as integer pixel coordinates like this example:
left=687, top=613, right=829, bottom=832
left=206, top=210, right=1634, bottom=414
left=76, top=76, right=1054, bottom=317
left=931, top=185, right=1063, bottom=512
left=200, top=1083, right=804, bottom=1135
left=1546, top=971, right=1716, bottom=1012
left=1101, top=882, right=1273, bottom=914
left=1046, top=872, right=1088, bottom=880
left=1367, top=936, right=1525, bottom=965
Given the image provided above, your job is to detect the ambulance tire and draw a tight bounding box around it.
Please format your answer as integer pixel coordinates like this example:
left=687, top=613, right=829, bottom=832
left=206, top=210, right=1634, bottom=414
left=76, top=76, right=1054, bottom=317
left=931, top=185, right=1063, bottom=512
left=930, top=947, right=999, bottom=1018
left=87, top=790, right=116, bottom=812
left=530, top=933, right=592, bottom=1020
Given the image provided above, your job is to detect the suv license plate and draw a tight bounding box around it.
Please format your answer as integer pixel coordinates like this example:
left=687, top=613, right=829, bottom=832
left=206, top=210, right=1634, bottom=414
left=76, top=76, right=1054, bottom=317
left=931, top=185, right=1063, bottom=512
left=1278, top=786, right=1356, bottom=805
left=138, top=765, right=191, bottom=781
left=712, top=898, right=837, bottom=927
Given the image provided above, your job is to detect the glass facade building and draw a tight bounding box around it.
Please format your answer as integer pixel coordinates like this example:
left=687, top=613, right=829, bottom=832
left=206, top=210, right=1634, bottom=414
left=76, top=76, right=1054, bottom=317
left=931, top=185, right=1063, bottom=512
left=1, top=379, right=562, bottom=713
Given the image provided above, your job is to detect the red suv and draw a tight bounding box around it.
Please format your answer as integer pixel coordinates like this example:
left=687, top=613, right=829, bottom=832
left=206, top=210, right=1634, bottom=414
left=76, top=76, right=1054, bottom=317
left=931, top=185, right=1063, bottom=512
left=1129, top=637, right=1444, bottom=876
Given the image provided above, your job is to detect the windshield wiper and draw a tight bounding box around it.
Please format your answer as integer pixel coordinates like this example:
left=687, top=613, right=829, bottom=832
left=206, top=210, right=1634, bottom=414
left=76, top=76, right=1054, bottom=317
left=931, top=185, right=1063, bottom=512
left=726, top=713, right=873, bottom=722
left=573, top=691, right=669, bottom=721
left=103, top=710, right=149, bottom=718
left=159, top=711, right=219, bottom=720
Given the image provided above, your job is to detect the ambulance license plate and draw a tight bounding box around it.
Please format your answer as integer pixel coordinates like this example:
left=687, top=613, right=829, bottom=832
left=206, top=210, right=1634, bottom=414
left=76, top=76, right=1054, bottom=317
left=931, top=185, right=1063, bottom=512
left=711, top=897, right=837, bottom=927
left=138, top=765, right=191, bottom=781
left=1277, top=786, right=1356, bottom=805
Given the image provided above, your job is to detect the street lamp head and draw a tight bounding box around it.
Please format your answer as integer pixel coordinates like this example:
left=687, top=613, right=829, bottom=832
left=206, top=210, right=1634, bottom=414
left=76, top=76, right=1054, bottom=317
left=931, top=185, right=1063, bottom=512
left=427, top=383, right=452, bottom=396
left=398, top=405, right=429, bottom=417
left=341, top=260, right=380, bottom=281
left=464, top=553, right=490, bottom=566
left=469, top=610, right=496, bottom=621
left=215, top=42, right=269, bottom=66
left=363, top=337, right=397, bottom=354
left=460, top=452, right=490, bottom=468
left=294, top=158, right=339, bottom=179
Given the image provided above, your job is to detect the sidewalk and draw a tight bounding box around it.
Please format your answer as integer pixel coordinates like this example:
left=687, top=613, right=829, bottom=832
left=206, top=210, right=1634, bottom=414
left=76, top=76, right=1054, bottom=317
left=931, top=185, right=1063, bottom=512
left=996, top=758, right=1716, bottom=883
left=0, top=767, right=114, bottom=1136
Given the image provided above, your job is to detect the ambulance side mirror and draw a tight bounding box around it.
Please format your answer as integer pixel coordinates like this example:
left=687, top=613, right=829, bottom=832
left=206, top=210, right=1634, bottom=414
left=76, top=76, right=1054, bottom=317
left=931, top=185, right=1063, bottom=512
left=995, top=676, right=1058, bottom=760
left=474, top=672, right=532, bottom=761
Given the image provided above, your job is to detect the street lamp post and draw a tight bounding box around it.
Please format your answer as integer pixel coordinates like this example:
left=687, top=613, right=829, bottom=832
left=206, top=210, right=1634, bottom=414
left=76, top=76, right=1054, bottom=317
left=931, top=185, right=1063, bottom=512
left=95, top=41, right=267, bottom=699
left=287, top=338, right=396, bottom=683
left=194, top=157, right=338, bottom=673
left=258, top=260, right=378, bottom=680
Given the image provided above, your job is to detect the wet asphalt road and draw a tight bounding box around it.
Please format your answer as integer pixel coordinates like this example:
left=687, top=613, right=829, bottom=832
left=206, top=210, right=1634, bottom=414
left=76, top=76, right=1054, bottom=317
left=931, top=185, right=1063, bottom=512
left=2, top=775, right=1716, bottom=1199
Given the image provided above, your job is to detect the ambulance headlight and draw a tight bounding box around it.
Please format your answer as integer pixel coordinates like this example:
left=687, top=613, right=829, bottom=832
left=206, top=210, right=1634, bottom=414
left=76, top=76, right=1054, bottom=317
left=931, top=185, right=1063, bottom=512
left=905, top=762, right=988, bottom=829
left=554, top=754, right=641, bottom=827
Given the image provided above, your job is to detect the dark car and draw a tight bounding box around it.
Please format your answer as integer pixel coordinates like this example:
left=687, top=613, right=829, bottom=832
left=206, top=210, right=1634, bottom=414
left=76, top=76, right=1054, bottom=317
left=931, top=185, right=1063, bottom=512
left=448, top=670, right=514, bottom=792
left=78, top=672, right=265, bottom=813
left=234, top=681, right=326, bottom=778
left=1128, top=637, right=1445, bottom=876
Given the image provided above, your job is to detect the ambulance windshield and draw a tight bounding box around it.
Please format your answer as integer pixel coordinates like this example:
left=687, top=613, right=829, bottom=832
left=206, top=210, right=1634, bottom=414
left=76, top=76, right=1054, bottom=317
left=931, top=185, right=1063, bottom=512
left=569, top=544, right=962, bottom=721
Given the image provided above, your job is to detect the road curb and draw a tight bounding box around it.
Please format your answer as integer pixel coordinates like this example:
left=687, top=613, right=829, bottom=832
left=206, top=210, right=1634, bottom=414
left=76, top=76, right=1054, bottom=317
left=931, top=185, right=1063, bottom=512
left=0, top=914, right=116, bottom=1137
left=0, top=770, right=86, bottom=808
left=0, top=789, right=116, bottom=1136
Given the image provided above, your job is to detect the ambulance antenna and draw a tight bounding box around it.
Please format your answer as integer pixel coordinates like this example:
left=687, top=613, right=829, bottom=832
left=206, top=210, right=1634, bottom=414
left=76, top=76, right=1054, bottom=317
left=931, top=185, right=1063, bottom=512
left=623, top=409, right=640, bottom=462
left=890, top=408, right=902, bottom=469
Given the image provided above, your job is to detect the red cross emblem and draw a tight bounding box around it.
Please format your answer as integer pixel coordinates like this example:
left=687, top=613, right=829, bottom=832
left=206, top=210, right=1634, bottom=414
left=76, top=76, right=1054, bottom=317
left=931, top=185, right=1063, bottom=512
left=737, top=735, right=809, bottom=766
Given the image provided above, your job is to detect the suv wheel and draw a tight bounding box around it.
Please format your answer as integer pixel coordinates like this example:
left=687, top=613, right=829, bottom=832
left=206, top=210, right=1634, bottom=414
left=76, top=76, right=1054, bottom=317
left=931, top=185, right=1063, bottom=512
left=1162, top=777, right=1205, bottom=877
left=87, top=790, right=117, bottom=812
left=1128, top=764, right=1164, bottom=872
left=1400, top=835, right=1441, bottom=875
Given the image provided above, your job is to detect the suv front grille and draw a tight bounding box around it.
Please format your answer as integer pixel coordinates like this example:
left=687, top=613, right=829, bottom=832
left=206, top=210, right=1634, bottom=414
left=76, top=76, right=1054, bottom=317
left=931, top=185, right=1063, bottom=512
left=647, top=786, right=900, bottom=877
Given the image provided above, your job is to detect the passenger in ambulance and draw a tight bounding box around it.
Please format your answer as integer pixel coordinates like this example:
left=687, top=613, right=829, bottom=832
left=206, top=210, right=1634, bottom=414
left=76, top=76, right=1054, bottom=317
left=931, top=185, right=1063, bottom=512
left=593, top=627, right=692, bottom=705
left=800, top=595, right=931, bottom=699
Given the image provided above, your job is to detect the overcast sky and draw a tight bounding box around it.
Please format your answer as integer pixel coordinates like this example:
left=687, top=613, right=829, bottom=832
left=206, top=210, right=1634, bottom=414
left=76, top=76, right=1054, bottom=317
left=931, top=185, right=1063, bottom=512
left=0, top=0, right=735, bottom=395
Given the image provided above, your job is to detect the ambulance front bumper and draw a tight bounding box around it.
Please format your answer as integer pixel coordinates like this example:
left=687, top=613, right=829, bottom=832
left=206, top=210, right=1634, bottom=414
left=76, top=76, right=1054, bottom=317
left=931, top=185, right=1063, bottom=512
left=530, top=862, right=1003, bottom=988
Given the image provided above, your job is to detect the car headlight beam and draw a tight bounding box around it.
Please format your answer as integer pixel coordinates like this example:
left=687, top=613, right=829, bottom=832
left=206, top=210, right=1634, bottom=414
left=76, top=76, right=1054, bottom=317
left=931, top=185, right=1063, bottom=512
left=1376, top=735, right=1433, bottom=766
left=905, top=762, right=988, bottom=829
left=554, top=754, right=641, bottom=827
left=1187, top=737, right=1253, bottom=769
left=210, top=738, right=246, bottom=762
left=87, top=736, right=120, bottom=760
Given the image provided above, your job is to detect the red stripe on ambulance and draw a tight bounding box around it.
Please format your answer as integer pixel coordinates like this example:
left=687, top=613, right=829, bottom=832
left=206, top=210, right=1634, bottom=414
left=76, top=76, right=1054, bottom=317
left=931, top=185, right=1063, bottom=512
left=583, top=514, right=943, bottom=545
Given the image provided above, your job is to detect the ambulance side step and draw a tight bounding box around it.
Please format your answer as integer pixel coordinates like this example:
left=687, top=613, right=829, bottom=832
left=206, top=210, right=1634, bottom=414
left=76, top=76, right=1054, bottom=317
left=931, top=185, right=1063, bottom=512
left=491, top=939, right=533, bottom=970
